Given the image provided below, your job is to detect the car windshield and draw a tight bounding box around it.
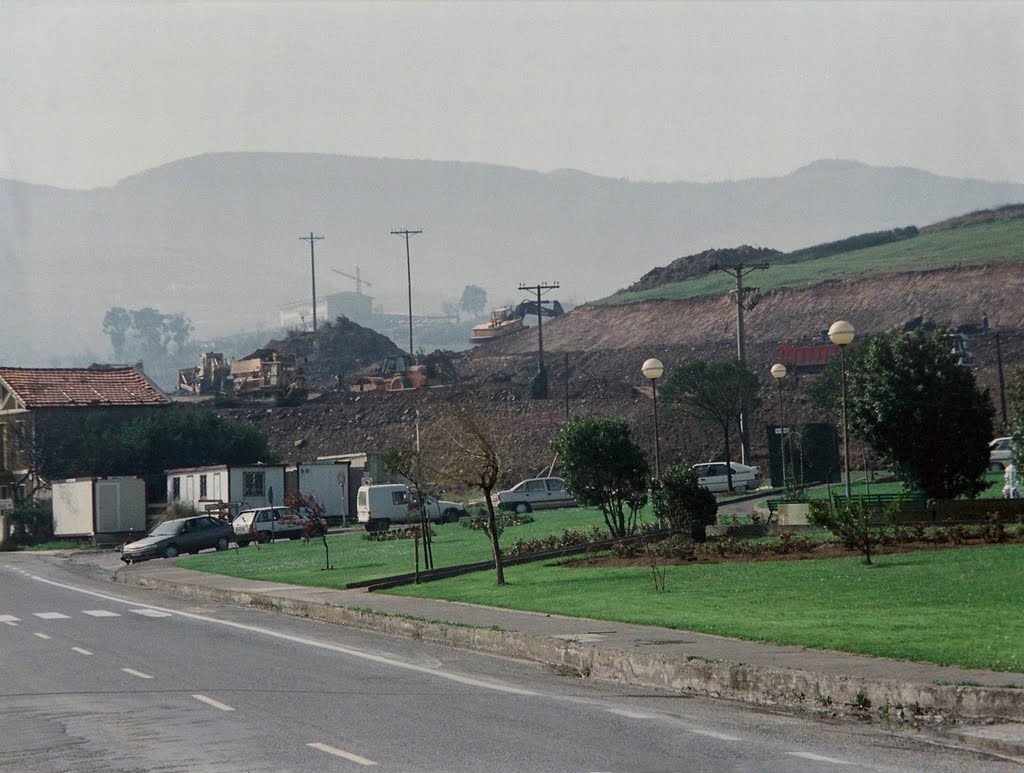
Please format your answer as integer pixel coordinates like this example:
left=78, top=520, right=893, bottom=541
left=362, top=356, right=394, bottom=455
left=150, top=521, right=181, bottom=537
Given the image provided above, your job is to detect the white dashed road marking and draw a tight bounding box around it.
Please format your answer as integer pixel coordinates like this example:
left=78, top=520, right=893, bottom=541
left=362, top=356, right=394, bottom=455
left=0, top=615, right=19, bottom=625
left=121, top=668, right=153, bottom=679
left=688, top=728, right=743, bottom=742
left=129, top=608, right=172, bottom=618
left=787, top=751, right=855, bottom=765
left=71, top=646, right=93, bottom=655
left=33, top=632, right=51, bottom=639
left=192, top=694, right=235, bottom=712
left=82, top=610, right=121, bottom=617
left=33, top=612, right=71, bottom=620
left=308, top=742, right=377, bottom=766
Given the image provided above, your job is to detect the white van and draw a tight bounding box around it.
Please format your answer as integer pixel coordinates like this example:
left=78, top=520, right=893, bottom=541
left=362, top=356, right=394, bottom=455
left=356, top=484, right=466, bottom=531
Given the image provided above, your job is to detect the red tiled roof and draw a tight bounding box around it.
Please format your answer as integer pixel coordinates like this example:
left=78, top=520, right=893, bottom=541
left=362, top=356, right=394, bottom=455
left=0, top=366, right=169, bottom=409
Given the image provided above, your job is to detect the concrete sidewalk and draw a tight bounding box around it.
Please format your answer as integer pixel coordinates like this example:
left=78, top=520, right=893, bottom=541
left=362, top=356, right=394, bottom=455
left=100, top=555, right=1024, bottom=762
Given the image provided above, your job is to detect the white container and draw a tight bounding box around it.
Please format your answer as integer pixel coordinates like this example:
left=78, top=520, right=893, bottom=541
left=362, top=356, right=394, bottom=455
left=52, top=477, right=147, bottom=538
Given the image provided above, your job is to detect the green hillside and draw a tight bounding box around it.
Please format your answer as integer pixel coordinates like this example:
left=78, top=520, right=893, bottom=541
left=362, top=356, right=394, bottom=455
left=598, top=211, right=1024, bottom=306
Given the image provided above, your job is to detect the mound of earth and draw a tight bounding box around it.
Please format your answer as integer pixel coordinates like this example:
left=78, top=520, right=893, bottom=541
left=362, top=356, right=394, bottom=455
left=618, top=245, right=781, bottom=294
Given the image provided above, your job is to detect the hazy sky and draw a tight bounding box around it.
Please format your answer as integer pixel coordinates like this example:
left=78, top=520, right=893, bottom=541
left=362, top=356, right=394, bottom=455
left=2, top=1, right=1023, bottom=189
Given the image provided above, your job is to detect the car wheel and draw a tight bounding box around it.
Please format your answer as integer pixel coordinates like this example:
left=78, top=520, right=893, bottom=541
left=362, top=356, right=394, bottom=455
left=990, top=462, right=1005, bottom=472
left=164, top=545, right=179, bottom=559
left=216, top=537, right=229, bottom=551
left=236, top=539, right=250, bottom=548
left=514, top=502, right=531, bottom=515
left=443, top=508, right=460, bottom=524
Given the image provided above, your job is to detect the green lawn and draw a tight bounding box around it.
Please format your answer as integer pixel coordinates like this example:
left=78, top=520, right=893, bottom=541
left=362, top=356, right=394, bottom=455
left=178, top=508, right=610, bottom=587
left=389, top=544, right=1024, bottom=673
left=599, top=217, right=1024, bottom=305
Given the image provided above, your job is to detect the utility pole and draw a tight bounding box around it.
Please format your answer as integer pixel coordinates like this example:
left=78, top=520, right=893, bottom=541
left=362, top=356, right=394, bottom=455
left=710, top=261, right=769, bottom=464
left=391, top=229, right=422, bottom=359
left=518, top=282, right=560, bottom=398
left=299, top=232, right=324, bottom=332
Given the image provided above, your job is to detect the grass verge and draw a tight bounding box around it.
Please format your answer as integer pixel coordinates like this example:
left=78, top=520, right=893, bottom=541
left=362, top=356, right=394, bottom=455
left=387, top=543, right=1024, bottom=673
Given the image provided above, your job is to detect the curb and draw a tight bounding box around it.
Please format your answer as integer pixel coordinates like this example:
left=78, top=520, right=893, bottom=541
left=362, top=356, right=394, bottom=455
left=116, top=568, right=1024, bottom=735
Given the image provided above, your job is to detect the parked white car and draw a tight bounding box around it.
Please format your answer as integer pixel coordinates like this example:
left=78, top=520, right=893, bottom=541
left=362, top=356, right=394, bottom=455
left=497, top=477, right=576, bottom=514
left=990, top=437, right=1014, bottom=471
left=232, top=506, right=308, bottom=546
left=692, top=462, right=763, bottom=493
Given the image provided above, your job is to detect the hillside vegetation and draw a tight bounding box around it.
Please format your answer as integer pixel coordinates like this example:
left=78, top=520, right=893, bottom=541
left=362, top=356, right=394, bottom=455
left=601, top=208, right=1024, bottom=306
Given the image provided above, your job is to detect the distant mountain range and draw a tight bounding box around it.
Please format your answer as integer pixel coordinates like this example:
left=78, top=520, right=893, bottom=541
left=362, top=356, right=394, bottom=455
left=2, top=153, right=1023, bottom=362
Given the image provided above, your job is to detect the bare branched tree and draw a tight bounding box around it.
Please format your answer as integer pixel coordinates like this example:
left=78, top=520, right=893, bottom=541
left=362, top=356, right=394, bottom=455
left=429, top=404, right=511, bottom=585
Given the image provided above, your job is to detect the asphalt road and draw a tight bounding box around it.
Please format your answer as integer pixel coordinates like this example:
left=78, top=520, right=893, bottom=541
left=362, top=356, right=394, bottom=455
left=0, top=552, right=1016, bottom=772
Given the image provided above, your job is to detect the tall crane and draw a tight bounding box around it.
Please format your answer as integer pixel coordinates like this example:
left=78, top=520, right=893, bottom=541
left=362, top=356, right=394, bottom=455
left=330, top=266, right=373, bottom=295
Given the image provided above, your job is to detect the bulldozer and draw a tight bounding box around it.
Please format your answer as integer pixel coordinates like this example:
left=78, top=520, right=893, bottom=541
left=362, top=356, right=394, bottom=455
left=230, top=348, right=308, bottom=405
left=470, top=299, right=565, bottom=344
left=349, top=354, right=428, bottom=393
left=177, top=351, right=233, bottom=395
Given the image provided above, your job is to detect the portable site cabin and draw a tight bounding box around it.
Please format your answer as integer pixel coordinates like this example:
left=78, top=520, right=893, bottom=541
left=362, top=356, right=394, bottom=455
left=166, top=464, right=287, bottom=517
left=316, top=452, right=394, bottom=518
left=284, top=459, right=351, bottom=523
left=52, top=476, right=147, bottom=540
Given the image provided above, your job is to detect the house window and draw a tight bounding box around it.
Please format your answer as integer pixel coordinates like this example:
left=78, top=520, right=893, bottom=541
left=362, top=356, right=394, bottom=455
left=172, top=477, right=181, bottom=501
left=199, top=474, right=208, bottom=498
left=243, top=471, right=265, bottom=498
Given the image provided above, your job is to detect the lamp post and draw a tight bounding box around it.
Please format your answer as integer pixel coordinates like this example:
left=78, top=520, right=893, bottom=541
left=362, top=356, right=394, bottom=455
left=828, top=320, right=856, bottom=498
left=770, top=363, right=788, bottom=490
left=643, top=358, right=667, bottom=532
left=641, top=358, right=664, bottom=479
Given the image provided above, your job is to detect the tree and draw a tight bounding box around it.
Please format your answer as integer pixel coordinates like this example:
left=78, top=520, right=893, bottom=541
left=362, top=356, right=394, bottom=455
left=430, top=405, right=511, bottom=584
left=808, top=498, right=892, bottom=565
left=100, top=306, right=195, bottom=389
left=846, top=329, right=993, bottom=499
left=284, top=490, right=332, bottom=570
left=380, top=443, right=437, bottom=571
left=1009, top=364, right=1024, bottom=474
left=660, top=360, right=761, bottom=492
left=651, top=464, right=718, bottom=542
left=459, top=285, right=488, bottom=318
left=552, top=417, right=649, bottom=539
left=58, top=407, right=277, bottom=500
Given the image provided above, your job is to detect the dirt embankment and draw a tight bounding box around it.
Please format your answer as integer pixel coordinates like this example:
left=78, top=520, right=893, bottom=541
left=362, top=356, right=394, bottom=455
left=205, top=262, right=1023, bottom=485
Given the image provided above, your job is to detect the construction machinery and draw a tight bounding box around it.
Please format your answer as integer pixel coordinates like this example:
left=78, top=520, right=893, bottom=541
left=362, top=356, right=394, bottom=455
left=470, top=299, right=565, bottom=344
left=177, top=352, right=233, bottom=395
left=349, top=354, right=428, bottom=393
left=230, top=348, right=308, bottom=404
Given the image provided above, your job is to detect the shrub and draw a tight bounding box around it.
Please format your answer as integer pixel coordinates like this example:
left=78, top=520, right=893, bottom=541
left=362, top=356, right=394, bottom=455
left=651, top=464, right=718, bottom=542
left=7, top=500, right=54, bottom=546
left=808, top=498, right=892, bottom=564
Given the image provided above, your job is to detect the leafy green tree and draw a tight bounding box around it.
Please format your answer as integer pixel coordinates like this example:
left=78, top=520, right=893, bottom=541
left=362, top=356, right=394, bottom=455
left=552, top=417, right=649, bottom=539
left=459, top=285, right=488, bottom=318
left=660, top=360, right=761, bottom=491
left=61, top=408, right=276, bottom=499
left=846, top=329, right=993, bottom=499
left=807, top=498, right=892, bottom=564
left=651, top=464, right=718, bottom=542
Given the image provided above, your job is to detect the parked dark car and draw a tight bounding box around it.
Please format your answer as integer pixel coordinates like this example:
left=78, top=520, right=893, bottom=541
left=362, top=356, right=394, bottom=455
left=121, top=516, right=234, bottom=563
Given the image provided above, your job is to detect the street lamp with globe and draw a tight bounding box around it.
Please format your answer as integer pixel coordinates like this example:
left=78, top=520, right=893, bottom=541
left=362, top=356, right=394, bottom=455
left=828, top=320, right=856, bottom=498
left=770, top=363, right=788, bottom=491
left=641, top=358, right=665, bottom=479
